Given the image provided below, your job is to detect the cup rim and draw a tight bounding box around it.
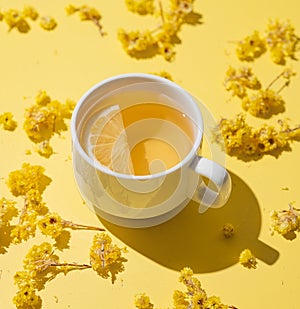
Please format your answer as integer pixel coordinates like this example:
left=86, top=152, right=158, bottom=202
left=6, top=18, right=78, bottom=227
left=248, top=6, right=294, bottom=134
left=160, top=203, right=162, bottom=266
left=71, top=73, right=204, bottom=180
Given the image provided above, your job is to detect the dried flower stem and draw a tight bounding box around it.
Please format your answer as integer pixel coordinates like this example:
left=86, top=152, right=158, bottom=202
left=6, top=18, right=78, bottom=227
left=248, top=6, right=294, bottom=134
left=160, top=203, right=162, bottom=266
left=49, top=262, right=92, bottom=269
left=158, top=0, right=165, bottom=25
left=62, top=220, right=105, bottom=231
left=91, top=17, right=106, bottom=36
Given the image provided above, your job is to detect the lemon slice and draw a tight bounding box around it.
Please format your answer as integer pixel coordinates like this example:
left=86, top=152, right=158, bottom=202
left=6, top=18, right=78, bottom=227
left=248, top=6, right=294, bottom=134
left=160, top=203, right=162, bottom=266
left=88, top=106, right=134, bottom=174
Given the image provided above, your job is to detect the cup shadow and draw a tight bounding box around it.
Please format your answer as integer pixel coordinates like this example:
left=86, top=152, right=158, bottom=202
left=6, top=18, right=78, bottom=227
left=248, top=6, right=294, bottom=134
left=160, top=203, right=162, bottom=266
left=99, top=171, right=279, bottom=273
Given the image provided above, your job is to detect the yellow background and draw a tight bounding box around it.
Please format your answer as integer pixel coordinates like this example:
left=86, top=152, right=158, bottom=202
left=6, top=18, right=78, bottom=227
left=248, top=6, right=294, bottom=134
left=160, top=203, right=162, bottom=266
left=1, top=0, right=300, bottom=308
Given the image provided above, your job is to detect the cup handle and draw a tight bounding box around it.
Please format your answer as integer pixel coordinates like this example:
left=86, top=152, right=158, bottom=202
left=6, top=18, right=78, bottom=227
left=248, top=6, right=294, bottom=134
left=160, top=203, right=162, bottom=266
left=190, top=156, right=232, bottom=213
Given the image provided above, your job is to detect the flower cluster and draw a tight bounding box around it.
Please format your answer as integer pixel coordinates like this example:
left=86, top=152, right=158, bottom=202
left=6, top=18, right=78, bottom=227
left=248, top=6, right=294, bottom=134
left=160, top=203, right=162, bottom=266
left=224, top=66, right=261, bottom=99
left=214, top=113, right=300, bottom=159
left=38, top=212, right=105, bottom=239
left=0, top=112, right=18, bottom=131
left=0, top=6, right=57, bottom=32
left=235, top=30, right=266, bottom=62
left=13, top=242, right=86, bottom=309
left=90, top=232, right=127, bottom=282
left=39, top=16, right=57, bottom=31
left=238, top=249, right=257, bottom=269
left=265, top=19, right=300, bottom=65
left=135, top=267, right=236, bottom=308
left=6, top=163, right=51, bottom=243
left=270, top=203, right=300, bottom=236
left=224, top=67, right=296, bottom=118
left=23, top=90, right=75, bottom=157
left=0, top=197, right=18, bottom=227
left=222, top=223, right=235, bottom=238
left=151, top=70, right=174, bottom=81
left=126, top=0, right=155, bottom=15
left=13, top=235, right=127, bottom=308
left=118, top=0, right=200, bottom=61
left=65, top=4, right=106, bottom=36
left=235, top=19, right=300, bottom=65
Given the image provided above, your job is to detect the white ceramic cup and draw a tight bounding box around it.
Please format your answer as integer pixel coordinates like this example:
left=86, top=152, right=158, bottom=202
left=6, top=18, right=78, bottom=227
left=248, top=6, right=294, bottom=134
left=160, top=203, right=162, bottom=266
left=71, top=73, right=231, bottom=228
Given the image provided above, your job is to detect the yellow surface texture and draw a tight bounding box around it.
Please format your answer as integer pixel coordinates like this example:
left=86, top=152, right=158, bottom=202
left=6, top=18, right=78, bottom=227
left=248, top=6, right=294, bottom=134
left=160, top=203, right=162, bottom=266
left=1, top=1, right=300, bottom=308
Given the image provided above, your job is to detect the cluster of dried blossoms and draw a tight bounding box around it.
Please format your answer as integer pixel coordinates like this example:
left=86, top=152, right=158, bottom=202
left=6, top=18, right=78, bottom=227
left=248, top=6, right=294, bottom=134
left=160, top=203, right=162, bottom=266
left=6, top=163, right=51, bottom=243
left=222, top=223, right=235, bottom=238
left=270, top=203, right=300, bottom=236
left=238, top=249, right=257, bottom=269
left=65, top=4, right=106, bottom=36
left=214, top=113, right=300, bottom=159
left=5, top=163, right=107, bottom=244
left=0, top=6, right=57, bottom=32
left=13, top=233, right=127, bottom=308
left=23, top=90, right=75, bottom=157
left=235, top=19, right=300, bottom=65
left=0, top=112, right=17, bottom=131
left=2, top=163, right=127, bottom=307
left=151, top=70, right=174, bottom=81
left=0, top=197, right=18, bottom=228
left=118, top=0, right=200, bottom=61
left=135, top=267, right=236, bottom=309
left=224, top=67, right=296, bottom=118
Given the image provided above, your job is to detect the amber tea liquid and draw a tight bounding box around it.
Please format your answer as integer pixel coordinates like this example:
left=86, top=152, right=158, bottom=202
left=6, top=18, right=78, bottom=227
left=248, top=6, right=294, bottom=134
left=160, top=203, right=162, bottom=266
left=83, top=103, right=195, bottom=176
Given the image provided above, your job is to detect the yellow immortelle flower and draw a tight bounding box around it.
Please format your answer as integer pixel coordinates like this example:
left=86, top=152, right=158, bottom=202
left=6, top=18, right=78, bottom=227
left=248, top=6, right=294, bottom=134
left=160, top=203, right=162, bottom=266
left=22, top=6, right=39, bottom=21
left=39, top=16, right=57, bottom=31
left=0, top=197, right=18, bottom=226
left=239, top=248, right=257, bottom=269
left=7, top=163, right=50, bottom=197
left=13, top=284, right=41, bottom=309
left=179, top=266, right=194, bottom=283
left=235, top=30, right=266, bottom=61
left=214, top=113, right=300, bottom=159
left=89, top=232, right=127, bottom=279
left=134, top=293, right=154, bottom=309
left=118, top=29, right=155, bottom=54
left=126, top=0, right=155, bottom=15
left=10, top=215, right=37, bottom=244
left=3, top=9, right=30, bottom=32
left=38, top=213, right=64, bottom=239
left=270, top=203, right=300, bottom=236
left=23, top=242, right=58, bottom=276
left=222, top=223, right=234, bottom=238
left=0, top=112, right=18, bottom=131
left=265, top=19, right=300, bottom=64
left=14, top=270, right=36, bottom=289
left=224, top=66, right=261, bottom=98
left=242, top=88, right=284, bottom=118
left=34, top=140, right=54, bottom=158
left=35, top=90, right=51, bottom=106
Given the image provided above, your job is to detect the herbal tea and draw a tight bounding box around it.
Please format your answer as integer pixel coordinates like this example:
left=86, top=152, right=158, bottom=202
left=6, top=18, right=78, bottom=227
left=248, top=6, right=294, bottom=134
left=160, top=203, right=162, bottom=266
left=82, top=103, right=195, bottom=176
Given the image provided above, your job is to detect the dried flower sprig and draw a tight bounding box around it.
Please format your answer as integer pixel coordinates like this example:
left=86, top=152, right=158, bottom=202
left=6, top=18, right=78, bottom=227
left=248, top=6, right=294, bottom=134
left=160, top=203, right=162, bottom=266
left=0, top=112, right=18, bottom=131
left=223, top=223, right=235, bottom=238
left=13, top=234, right=127, bottom=308
left=265, top=19, right=300, bottom=65
left=135, top=267, right=237, bottom=308
left=234, top=19, right=300, bottom=65
left=0, top=6, right=57, bottom=33
left=65, top=4, right=106, bottom=36
left=38, top=212, right=105, bottom=239
left=239, top=249, right=257, bottom=269
left=0, top=197, right=18, bottom=227
left=213, top=113, right=300, bottom=160
left=118, top=0, right=201, bottom=61
left=224, top=67, right=296, bottom=118
left=235, top=30, right=267, bottom=62
left=23, top=90, right=75, bottom=157
left=270, top=202, right=300, bottom=236
left=6, top=163, right=51, bottom=243
left=126, top=0, right=155, bottom=15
